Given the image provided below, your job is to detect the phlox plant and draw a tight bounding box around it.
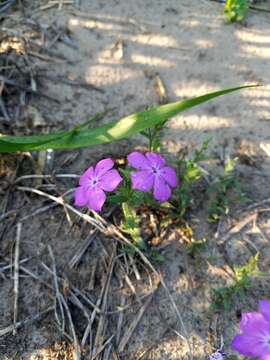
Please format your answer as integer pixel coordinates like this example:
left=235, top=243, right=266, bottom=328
left=0, top=84, right=258, bottom=250
left=67, top=85, right=256, bottom=250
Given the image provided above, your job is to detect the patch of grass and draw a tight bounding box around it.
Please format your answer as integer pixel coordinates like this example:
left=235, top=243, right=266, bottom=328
left=211, top=253, right=265, bottom=311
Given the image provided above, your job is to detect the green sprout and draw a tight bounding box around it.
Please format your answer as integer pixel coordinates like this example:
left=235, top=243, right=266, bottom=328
left=224, top=0, right=248, bottom=23
left=177, top=139, right=210, bottom=216
left=208, top=158, right=247, bottom=222
left=211, top=253, right=265, bottom=311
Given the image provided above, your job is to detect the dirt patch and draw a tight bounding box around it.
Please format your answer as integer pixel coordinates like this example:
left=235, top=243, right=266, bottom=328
left=0, top=1, right=270, bottom=359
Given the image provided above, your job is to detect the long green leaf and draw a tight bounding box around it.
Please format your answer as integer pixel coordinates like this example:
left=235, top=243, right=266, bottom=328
left=0, top=85, right=257, bottom=153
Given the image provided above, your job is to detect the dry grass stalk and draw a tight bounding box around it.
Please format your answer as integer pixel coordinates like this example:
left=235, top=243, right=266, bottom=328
left=68, top=230, right=97, bottom=269
left=60, top=292, right=81, bottom=360
left=0, top=257, right=29, bottom=274
left=92, top=334, right=114, bottom=360
left=48, top=245, right=65, bottom=332
left=13, top=222, right=22, bottom=335
left=217, top=212, right=258, bottom=244
left=128, top=254, right=141, bottom=281
left=118, top=292, right=155, bottom=353
left=0, top=306, right=54, bottom=337
left=47, top=246, right=81, bottom=359
left=116, top=286, right=126, bottom=346
left=92, top=245, right=116, bottom=358
left=88, top=258, right=98, bottom=290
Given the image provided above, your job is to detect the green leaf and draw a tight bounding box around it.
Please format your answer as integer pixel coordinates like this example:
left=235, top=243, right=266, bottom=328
left=224, top=0, right=248, bottom=22
left=107, top=194, right=128, bottom=204
left=234, top=253, right=261, bottom=282
left=0, top=85, right=258, bottom=153
left=224, top=158, right=237, bottom=174
left=0, top=111, right=107, bottom=151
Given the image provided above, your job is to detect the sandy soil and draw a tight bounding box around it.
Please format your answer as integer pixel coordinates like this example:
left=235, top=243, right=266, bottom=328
left=1, top=0, right=270, bottom=359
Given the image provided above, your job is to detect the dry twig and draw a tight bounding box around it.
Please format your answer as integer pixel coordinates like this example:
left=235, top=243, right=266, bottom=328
left=48, top=245, right=65, bottom=332
left=118, top=293, right=155, bottom=353
left=13, top=222, right=22, bottom=335
left=0, top=306, right=53, bottom=337
left=68, top=230, right=97, bottom=268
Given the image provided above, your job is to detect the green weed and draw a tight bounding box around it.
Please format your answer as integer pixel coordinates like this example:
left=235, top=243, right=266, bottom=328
left=186, top=238, right=207, bottom=256
left=224, top=0, right=248, bottom=23
left=211, top=253, right=264, bottom=311
left=208, top=158, right=247, bottom=222
left=177, top=139, right=211, bottom=216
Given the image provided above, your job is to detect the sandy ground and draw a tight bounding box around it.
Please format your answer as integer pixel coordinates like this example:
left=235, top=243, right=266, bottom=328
left=1, top=0, right=270, bottom=359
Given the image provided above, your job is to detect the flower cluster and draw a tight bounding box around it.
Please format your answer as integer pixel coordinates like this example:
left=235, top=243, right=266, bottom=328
left=231, top=300, right=270, bottom=360
left=74, top=151, right=177, bottom=212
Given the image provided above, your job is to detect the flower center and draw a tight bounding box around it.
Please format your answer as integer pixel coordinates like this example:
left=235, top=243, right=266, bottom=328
left=90, top=177, right=99, bottom=188
left=152, top=166, right=160, bottom=176
left=209, top=352, right=225, bottom=360
left=262, top=333, right=270, bottom=348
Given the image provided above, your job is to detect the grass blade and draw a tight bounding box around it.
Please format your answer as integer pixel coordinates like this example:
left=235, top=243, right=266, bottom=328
left=0, top=85, right=258, bottom=153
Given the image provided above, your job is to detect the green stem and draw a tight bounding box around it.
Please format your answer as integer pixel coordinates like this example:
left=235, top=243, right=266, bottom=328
left=122, top=202, right=147, bottom=250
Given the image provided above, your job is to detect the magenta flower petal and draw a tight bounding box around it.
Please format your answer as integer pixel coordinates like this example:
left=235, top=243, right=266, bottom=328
left=131, top=171, right=154, bottom=192
left=240, top=312, right=268, bottom=333
left=79, top=166, right=94, bottom=186
left=146, top=152, right=165, bottom=168
left=74, top=187, right=88, bottom=206
left=161, top=166, right=178, bottom=188
left=231, top=335, right=262, bottom=358
left=153, top=176, right=171, bottom=202
left=262, top=355, right=270, bottom=360
left=87, top=188, right=106, bottom=212
left=99, top=169, right=122, bottom=192
left=259, top=300, right=270, bottom=322
left=95, top=158, right=114, bottom=177
left=127, top=152, right=151, bottom=170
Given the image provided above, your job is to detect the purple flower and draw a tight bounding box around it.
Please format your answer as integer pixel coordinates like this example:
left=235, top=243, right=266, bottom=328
left=75, top=158, right=122, bottom=212
left=127, top=151, right=177, bottom=202
left=231, top=300, right=270, bottom=360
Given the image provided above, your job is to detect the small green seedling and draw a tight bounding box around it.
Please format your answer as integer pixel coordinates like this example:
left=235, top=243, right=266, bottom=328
left=224, top=0, right=248, bottom=23
left=211, top=253, right=264, bottom=311
left=186, top=238, right=207, bottom=256
left=177, top=139, right=210, bottom=216
left=208, top=158, right=247, bottom=222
